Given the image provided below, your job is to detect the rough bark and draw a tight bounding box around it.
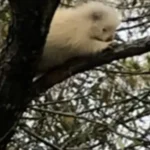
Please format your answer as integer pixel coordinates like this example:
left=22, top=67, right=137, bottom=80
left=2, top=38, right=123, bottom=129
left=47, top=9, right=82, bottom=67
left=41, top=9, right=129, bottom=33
left=0, top=0, right=60, bottom=149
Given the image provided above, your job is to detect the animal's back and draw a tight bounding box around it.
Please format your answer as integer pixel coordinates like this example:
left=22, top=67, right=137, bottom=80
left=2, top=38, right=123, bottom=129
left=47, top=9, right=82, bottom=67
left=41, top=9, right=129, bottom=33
left=38, top=1, right=120, bottom=72
left=39, top=4, right=93, bottom=71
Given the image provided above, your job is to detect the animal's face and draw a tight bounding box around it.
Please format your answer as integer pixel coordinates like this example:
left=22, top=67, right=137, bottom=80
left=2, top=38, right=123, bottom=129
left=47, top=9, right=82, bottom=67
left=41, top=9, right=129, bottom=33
left=97, top=20, right=118, bottom=42
left=89, top=3, right=120, bottom=42
left=101, top=14, right=120, bottom=41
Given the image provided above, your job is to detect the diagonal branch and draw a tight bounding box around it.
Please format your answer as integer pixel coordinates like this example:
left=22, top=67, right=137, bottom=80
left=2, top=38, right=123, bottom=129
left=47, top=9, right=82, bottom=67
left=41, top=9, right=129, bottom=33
left=31, top=37, right=150, bottom=98
left=20, top=125, right=61, bottom=150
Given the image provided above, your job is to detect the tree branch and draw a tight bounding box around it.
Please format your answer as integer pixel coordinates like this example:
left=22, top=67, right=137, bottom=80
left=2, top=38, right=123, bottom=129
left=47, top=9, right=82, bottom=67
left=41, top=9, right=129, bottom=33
left=20, top=125, right=61, bottom=150
left=32, top=37, right=150, bottom=97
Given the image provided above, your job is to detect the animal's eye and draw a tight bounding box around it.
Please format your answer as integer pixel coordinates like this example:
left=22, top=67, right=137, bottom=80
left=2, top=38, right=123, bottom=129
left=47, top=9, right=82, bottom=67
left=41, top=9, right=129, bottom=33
left=103, top=28, right=107, bottom=32
left=91, top=12, right=101, bottom=21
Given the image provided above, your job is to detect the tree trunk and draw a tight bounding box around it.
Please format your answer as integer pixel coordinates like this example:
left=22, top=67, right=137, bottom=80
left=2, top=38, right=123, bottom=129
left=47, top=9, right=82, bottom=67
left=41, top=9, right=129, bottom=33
left=0, top=0, right=60, bottom=149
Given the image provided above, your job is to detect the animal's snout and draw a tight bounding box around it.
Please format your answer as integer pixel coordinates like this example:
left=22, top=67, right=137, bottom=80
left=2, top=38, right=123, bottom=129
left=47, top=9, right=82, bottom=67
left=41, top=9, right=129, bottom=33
left=106, top=35, right=114, bottom=42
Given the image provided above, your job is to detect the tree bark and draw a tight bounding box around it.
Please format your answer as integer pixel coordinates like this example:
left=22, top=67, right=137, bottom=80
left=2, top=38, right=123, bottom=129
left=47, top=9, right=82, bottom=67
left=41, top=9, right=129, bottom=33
left=0, top=0, right=60, bottom=149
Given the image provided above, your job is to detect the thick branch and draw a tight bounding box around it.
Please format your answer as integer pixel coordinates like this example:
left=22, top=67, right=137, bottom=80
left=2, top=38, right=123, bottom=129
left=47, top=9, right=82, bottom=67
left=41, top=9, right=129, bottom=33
left=0, top=0, right=60, bottom=148
left=32, top=37, right=150, bottom=96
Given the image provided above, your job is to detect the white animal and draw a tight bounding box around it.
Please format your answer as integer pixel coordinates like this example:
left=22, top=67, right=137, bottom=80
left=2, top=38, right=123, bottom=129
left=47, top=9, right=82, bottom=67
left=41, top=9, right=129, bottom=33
left=38, top=1, right=120, bottom=72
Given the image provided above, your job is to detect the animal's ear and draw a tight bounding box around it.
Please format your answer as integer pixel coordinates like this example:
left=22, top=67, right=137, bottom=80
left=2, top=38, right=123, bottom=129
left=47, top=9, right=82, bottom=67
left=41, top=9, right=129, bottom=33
left=91, top=11, right=102, bottom=21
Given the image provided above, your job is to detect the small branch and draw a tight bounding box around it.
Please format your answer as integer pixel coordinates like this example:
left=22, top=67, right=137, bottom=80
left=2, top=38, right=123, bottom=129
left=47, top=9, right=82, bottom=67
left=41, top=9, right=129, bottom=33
left=30, top=107, right=106, bottom=125
left=96, top=69, right=150, bottom=76
left=20, top=125, right=61, bottom=150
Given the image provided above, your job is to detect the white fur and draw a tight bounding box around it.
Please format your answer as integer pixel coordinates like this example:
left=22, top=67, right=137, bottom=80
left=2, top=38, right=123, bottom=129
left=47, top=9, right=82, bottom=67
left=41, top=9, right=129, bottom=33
left=38, top=1, right=120, bottom=72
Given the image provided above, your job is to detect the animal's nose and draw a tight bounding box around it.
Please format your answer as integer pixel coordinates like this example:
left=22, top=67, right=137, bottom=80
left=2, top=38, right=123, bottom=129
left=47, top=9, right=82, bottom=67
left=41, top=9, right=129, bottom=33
left=106, top=35, right=114, bottom=42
